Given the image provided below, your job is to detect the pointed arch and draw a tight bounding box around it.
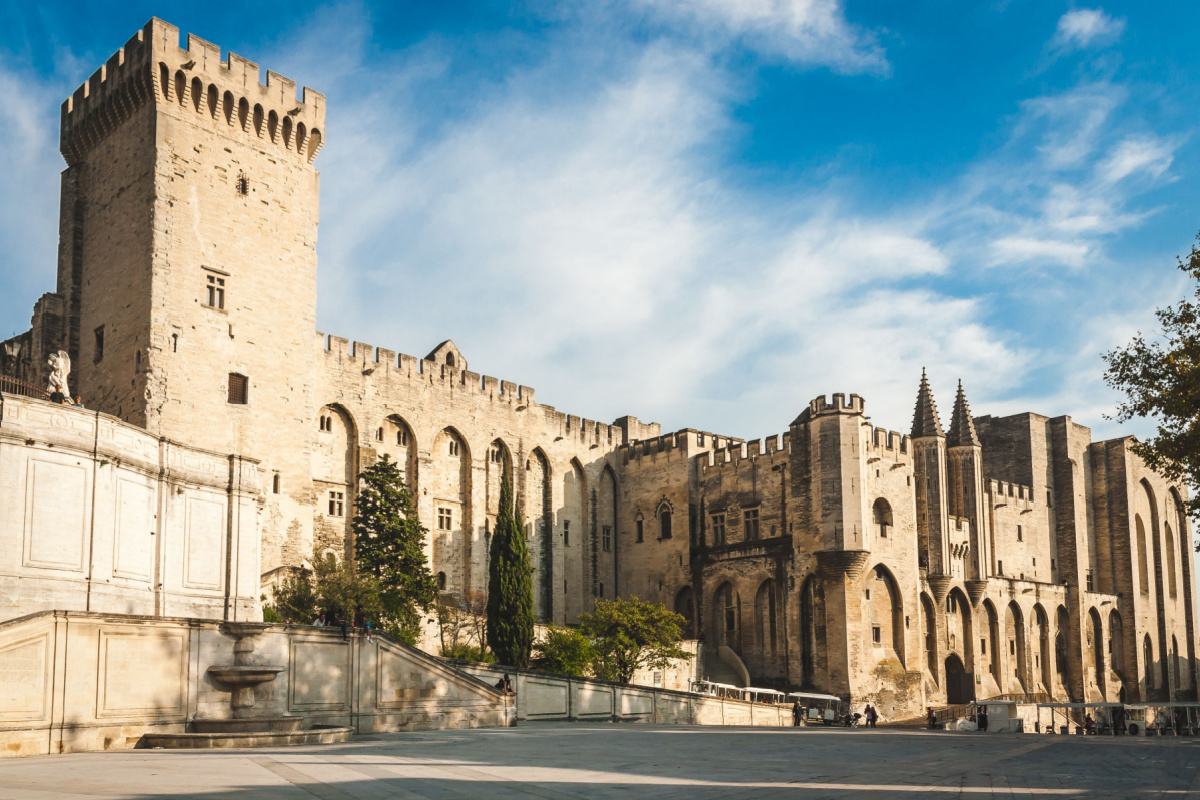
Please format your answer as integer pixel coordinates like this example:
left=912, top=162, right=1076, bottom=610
left=174, top=71, right=186, bottom=105
left=981, top=599, right=1000, bottom=682
left=1004, top=601, right=1027, bottom=694
left=430, top=427, right=471, bottom=595
left=307, top=128, right=322, bottom=162
left=872, top=497, right=893, bottom=539
left=675, top=586, right=696, bottom=637
left=598, top=465, right=618, bottom=598
left=867, top=564, right=904, bottom=667
left=296, top=122, right=307, bottom=153
left=1087, top=607, right=1105, bottom=699
left=1054, top=605, right=1070, bottom=689
left=380, top=415, right=417, bottom=489
left=799, top=574, right=823, bottom=688
left=561, top=458, right=587, bottom=620
left=206, top=84, right=218, bottom=118
left=713, top=581, right=741, bottom=654
left=253, top=104, right=264, bottom=137
left=920, top=592, right=937, bottom=680
left=1108, top=608, right=1124, bottom=673
left=159, top=63, right=170, bottom=100
left=313, top=403, right=357, bottom=562
left=282, top=115, right=294, bottom=149
left=190, top=77, right=203, bottom=112
left=267, top=109, right=279, bottom=142
left=525, top=448, right=553, bottom=620
left=755, top=578, right=778, bottom=655
left=485, top=438, right=513, bottom=517
left=1143, top=633, right=1155, bottom=691
left=946, top=586, right=973, bottom=672
left=1033, top=603, right=1051, bottom=694
left=222, top=90, right=234, bottom=125
left=238, top=97, right=249, bottom=131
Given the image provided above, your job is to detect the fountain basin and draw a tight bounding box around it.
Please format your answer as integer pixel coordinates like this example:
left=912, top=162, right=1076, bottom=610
left=191, top=717, right=304, bottom=734
left=207, top=666, right=283, bottom=686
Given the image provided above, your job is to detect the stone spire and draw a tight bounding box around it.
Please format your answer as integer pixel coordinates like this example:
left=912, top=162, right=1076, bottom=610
left=946, top=380, right=981, bottom=448
left=910, top=368, right=943, bottom=438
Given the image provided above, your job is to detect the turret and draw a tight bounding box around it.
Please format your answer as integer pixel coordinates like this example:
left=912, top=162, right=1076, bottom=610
left=947, top=381, right=988, bottom=585
left=911, top=369, right=950, bottom=596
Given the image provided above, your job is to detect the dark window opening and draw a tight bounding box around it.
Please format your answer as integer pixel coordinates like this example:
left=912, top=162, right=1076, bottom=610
left=711, top=513, right=726, bottom=546
left=272, top=474, right=280, bottom=494
left=328, top=491, right=344, bottom=517
left=602, top=525, right=612, bottom=552
left=437, top=572, right=446, bottom=590
left=94, top=325, right=105, bottom=363
left=872, top=626, right=881, bottom=644
left=660, top=510, right=672, bottom=540
left=227, top=373, right=248, bottom=404
left=437, top=508, right=452, bottom=530
left=205, top=273, right=226, bottom=310
left=635, top=519, right=643, bottom=543
left=564, top=520, right=570, bottom=546
left=743, top=508, right=760, bottom=540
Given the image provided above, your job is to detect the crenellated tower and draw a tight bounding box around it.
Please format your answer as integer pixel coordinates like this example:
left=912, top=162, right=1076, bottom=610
left=946, top=381, right=989, bottom=592
left=54, top=18, right=326, bottom=569
left=911, top=369, right=950, bottom=598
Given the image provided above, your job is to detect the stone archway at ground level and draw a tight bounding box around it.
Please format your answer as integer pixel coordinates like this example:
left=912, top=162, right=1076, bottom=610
left=945, top=654, right=974, bottom=704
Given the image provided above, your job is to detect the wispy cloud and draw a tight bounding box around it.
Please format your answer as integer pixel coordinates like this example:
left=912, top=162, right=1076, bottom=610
left=1051, top=8, right=1126, bottom=53
left=631, top=0, right=887, bottom=73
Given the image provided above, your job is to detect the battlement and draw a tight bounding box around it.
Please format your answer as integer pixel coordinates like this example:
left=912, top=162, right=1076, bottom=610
left=699, top=432, right=789, bottom=473
left=62, top=18, right=325, bottom=166
left=987, top=478, right=1034, bottom=510
left=319, top=333, right=626, bottom=447
left=793, top=393, right=865, bottom=425
left=866, top=424, right=910, bottom=456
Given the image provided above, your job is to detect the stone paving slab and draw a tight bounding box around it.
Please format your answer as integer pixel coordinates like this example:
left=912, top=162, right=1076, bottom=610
left=2, top=724, right=1200, bottom=799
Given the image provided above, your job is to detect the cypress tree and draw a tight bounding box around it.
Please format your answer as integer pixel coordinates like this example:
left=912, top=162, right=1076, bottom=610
left=487, top=472, right=534, bottom=667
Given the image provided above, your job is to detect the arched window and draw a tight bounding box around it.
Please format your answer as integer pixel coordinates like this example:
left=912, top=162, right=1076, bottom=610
left=660, top=510, right=672, bottom=540
left=1144, top=634, right=1155, bottom=688
left=872, top=498, right=893, bottom=538
left=437, top=572, right=447, bottom=590
left=159, top=63, right=170, bottom=100
left=714, top=583, right=740, bottom=652
left=190, top=77, right=203, bottom=112
left=446, top=352, right=456, bottom=367
left=1136, top=514, right=1149, bottom=594
left=272, top=474, right=280, bottom=494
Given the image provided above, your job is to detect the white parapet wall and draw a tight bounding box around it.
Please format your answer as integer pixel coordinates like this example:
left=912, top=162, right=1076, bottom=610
left=452, top=662, right=793, bottom=727
left=0, top=392, right=262, bottom=622
left=0, top=611, right=509, bottom=757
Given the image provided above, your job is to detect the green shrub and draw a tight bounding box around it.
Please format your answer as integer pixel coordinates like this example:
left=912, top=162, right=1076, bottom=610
left=444, top=643, right=495, bottom=663
left=262, top=605, right=283, bottom=623
left=533, top=625, right=594, bottom=677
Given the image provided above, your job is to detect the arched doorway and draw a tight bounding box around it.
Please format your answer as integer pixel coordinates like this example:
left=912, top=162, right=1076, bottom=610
left=945, top=654, right=973, bottom=703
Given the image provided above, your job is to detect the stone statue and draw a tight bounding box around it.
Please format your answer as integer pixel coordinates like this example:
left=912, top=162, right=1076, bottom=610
left=46, top=350, right=70, bottom=397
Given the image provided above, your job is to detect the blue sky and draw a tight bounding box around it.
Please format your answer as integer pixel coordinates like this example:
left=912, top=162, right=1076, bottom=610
left=1, top=1, right=1196, bottom=442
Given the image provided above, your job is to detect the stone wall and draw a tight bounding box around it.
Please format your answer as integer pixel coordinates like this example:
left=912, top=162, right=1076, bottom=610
left=0, top=392, right=260, bottom=622
left=0, top=610, right=507, bottom=758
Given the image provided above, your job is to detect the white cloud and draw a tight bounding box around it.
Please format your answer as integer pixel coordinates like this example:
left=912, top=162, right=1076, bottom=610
left=1052, top=8, right=1125, bottom=52
left=1099, top=136, right=1176, bottom=184
left=0, top=59, right=67, bottom=336
left=633, top=0, right=887, bottom=73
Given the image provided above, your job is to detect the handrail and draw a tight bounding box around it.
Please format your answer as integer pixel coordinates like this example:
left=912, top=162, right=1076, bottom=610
left=1, top=375, right=50, bottom=400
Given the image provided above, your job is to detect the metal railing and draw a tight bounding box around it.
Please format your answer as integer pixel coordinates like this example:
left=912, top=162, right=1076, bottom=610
left=0, top=375, right=50, bottom=400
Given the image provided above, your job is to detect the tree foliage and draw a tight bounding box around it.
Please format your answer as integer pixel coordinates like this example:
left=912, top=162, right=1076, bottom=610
left=533, top=625, right=595, bottom=677
left=579, top=596, right=692, bottom=684
left=1104, top=233, right=1200, bottom=538
left=353, top=454, right=439, bottom=641
left=270, top=550, right=383, bottom=626
left=486, top=473, right=535, bottom=667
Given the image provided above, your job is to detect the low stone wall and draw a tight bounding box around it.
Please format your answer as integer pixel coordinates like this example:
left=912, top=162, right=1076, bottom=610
left=0, top=392, right=261, bottom=623
left=452, top=662, right=792, bottom=727
left=0, top=611, right=508, bottom=757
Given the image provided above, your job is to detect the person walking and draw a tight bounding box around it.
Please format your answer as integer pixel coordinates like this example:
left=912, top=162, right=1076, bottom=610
left=927, top=707, right=938, bottom=730
left=792, top=700, right=802, bottom=727
left=364, top=619, right=374, bottom=644
left=978, top=704, right=989, bottom=732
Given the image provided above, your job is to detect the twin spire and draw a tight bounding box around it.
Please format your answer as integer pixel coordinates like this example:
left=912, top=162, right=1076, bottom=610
left=910, top=369, right=980, bottom=447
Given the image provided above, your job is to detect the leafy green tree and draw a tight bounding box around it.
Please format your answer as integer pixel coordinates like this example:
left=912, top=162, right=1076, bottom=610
left=486, top=473, right=534, bottom=667
left=580, top=596, right=692, bottom=684
left=271, top=566, right=320, bottom=623
left=533, top=626, right=594, bottom=677
left=353, top=454, right=438, bottom=642
left=1105, top=233, right=1200, bottom=534
left=270, top=550, right=383, bottom=626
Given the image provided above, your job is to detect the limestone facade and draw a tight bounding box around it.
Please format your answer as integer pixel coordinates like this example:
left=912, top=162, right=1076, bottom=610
left=3, top=18, right=1197, bottom=719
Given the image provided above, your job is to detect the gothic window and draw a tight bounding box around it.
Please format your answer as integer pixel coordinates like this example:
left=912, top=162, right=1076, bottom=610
left=743, top=507, right=760, bottom=540
left=946, top=594, right=957, bottom=613
left=711, top=513, right=726, bottom=546
left=602, top=525, right=612, bottom=552
left=328, top=491, right=344, bottom=517
left=635, top=517, right=644, bottom=543
left=564, top=520, right=570, bottom=546
left=437, top=507, right=452, bottom=530
left=272, top=474, right=280, bottom=494
left=227, top=373, right=248, bottom=405
left=319, top=415, right=332, bottom=432
left=660, top=510, right=672, bottom=540
left=448, top=439, right=460, bottom=457
left=397, top=429, right=408, bottom=446
left=873, top=498, right=892, bottom=538
left=205, top=273, right=226, bottom=309
left=490, top=446, right=503, bottom=464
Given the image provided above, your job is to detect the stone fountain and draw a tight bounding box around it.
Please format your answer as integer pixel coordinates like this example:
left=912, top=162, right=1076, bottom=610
left=141, top=622, right=352, bottom=748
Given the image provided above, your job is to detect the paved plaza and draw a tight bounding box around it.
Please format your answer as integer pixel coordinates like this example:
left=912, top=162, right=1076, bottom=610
left=3, top=724, right=1200, bottom=799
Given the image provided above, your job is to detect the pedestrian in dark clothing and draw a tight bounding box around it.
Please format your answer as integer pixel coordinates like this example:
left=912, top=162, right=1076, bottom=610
left=978, top=705, right=989, bottom=732
left=927, top=707, right=937, bottom=729
left=792, top=700, right=802, bottom=727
